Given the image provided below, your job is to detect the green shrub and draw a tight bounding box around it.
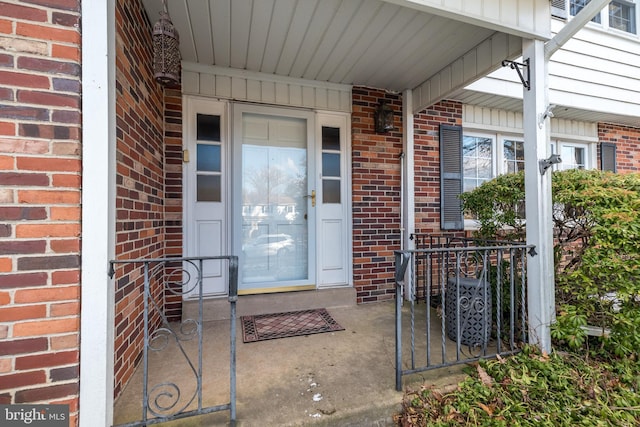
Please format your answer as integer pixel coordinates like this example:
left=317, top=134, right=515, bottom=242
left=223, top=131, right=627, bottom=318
left=461, top=170, right=640, bottom=357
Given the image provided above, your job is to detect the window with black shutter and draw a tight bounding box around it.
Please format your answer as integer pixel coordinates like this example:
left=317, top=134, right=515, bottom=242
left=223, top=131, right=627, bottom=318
left=440, top=124, right=464, bottom=230
left=600, top=142, right=617, bottom=172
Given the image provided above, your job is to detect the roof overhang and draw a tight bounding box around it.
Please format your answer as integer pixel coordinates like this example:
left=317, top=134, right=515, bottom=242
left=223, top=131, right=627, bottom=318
left=141, top=0, right=551, bottom=112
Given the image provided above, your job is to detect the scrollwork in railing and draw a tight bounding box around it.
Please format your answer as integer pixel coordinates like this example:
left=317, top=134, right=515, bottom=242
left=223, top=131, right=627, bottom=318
left=162, top=259, right=200, bottom=296
left=147, top=382, right=192, bottom=418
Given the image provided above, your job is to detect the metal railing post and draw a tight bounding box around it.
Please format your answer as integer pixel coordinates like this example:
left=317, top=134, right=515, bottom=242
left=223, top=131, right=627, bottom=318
left=394, top=251, right=410, bottom=391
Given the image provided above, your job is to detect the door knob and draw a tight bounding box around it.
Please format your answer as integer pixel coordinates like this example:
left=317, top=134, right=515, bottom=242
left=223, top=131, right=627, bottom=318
left=304, top=190, right=316, bottom=207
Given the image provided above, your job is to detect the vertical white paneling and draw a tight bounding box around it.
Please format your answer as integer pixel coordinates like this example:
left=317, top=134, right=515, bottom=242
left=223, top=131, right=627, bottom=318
left=217, top=75, right=231, bottom=98
left=315, top=87, right=328, bottom=110
left=484, top=0, right=501, bottom=21
left=261, top=81, right=276, bottom=104
left=275, top=82, right=289, bottom=105
left=246, top=79, right=261, bottom=101
left=414, top=34, right=522, bottom=112
left=327, top=90, right=339, bottom=110
left=302, top=86, right=315, bottom=108
left=199, top=73, right=216, bottom=96
left=289, top=85, right=303, bottom=106
left=463, top=104, right=597, bottom=140
left=181, top=64, right=351, bottom=112
left=406, top=0, right=549, bottom=37
left=476, top=38, right=492, bottom=72
left=182, top=71, right=199, bottom=94
left=231, top=76, right=247, bottom=100
left=462, top=50, right=477, bottom=81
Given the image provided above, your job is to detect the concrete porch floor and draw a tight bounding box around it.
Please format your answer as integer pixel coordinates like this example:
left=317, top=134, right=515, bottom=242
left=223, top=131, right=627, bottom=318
left=113, top=300, right=469, bottom=427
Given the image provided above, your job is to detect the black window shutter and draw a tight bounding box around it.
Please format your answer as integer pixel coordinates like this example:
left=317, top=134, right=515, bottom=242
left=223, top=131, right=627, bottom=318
left=440, top=124, right=464, bottom=230
left=600, top=142, right=617, bottom=172
left=551, top=0, right=567, bottom=19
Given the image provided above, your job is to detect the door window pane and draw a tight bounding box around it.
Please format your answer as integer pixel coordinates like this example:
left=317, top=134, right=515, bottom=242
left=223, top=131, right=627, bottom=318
left=322, top=126, right=340, bottom=150
left=322, top=180, right=340, bottom=203
left=197, top=114, right=221, bottom=141
left=322, top=153, right=340, bottom=177
left=197, top=175, right=221, bottom=201
left=241, top=115, right=308, bottom=284
left=197, top=144, right=221, bottom=172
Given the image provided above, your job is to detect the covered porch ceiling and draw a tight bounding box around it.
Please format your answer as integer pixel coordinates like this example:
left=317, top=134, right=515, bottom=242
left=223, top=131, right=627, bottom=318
left=141, top=0, right=541, bottom=112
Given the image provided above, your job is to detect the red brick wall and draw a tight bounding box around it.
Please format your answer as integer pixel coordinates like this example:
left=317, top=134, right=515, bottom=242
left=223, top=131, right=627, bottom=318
left=598, top=123, right=640, bottom=172
left=113, top=0, right=166, bottom=399
left=164, top=88, right=183, bottom=320
left=0, top=0, right=81, bottom=425
left=351, top=87, right=403, bottom=303
left=414, top=101, right=463, bottom=235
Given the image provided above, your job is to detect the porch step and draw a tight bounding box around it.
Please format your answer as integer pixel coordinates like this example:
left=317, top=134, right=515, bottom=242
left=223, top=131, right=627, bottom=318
left=182, top=287, right=357, bottom=322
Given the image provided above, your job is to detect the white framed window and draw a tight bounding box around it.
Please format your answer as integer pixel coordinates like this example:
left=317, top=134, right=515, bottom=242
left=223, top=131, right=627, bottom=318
left=462, top=133, right=526, bottom=192
left=550, top=141, right=593, bottom=171
left=570, top=0, right=637, bottom=34
left=462, top=134, right=495, bottom=192
left=462, top=132, right=593, bottom=228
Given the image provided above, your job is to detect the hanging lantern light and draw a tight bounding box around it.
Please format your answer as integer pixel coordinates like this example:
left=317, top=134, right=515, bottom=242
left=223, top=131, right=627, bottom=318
left=153, top=0, right=181, bottom=86
left=374, top=100, right=394, bottom=133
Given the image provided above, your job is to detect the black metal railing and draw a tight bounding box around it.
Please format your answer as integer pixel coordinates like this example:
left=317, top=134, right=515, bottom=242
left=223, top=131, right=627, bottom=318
left=109, top=256, right=238, bottom=426
left=394, top=235, right=535, bottom=391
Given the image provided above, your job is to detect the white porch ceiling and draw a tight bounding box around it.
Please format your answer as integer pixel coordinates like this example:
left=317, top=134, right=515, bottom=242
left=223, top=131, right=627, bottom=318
left=141, top=0, right=522, bottom=108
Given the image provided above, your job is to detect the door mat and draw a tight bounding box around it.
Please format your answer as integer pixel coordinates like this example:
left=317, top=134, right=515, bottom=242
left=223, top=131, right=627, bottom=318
left=241, top=308, right=344, bottom=343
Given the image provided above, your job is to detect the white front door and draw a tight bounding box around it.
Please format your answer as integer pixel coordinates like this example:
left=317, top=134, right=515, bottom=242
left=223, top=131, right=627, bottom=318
left=184, top=97, right=352, bottom=297
left=233, top=105, right=316, bottom=294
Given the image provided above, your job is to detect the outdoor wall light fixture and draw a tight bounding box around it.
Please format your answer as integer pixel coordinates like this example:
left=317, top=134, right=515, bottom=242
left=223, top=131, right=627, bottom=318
left=374, top=101, right=394, bottom=133
left=153, top=0, right=181, bottom=86
left=539, top=154, right=562, bottom=175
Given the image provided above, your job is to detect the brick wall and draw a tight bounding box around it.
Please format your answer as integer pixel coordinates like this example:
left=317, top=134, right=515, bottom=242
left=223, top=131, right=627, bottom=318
left=351, top=87, right=403, bottom=303
left=164, top=88, right=183, bottom=320
left=598, top=123, right=640, bottom=172
left=0, top=0, right=81, bottom=425
left=414, top=101, right=462, bottom=235
left=113, top=0, right=166, bottom=399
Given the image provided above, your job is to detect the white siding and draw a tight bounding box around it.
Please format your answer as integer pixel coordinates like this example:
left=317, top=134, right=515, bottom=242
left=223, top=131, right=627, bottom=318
left=182, top=63, right=352, bottom=113
left=395, top=0, right=550, bottom=39
left=466, top=19, right=640, bottom=120
left=463, top=104, right=598, bottom=140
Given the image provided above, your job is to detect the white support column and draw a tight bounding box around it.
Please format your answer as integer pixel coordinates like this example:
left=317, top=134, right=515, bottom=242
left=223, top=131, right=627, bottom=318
left=522, top=39, right=554, bottom=353
left=402, top=89, right=416, bottom=300
left=80, top=0, right=116, bottom=425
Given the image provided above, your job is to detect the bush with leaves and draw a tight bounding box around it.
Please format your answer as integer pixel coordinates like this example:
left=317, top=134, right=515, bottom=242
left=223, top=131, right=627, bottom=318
left=397, top=346, right=640, bottom=426
left=460, top=169, right=640, bottom=357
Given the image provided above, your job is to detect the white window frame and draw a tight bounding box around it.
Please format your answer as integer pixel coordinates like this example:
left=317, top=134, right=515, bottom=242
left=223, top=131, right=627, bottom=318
left=462, top=132, right=497, bottom=193
left=569, top=0, right=638, bottom=35
left=463, top=131, right=595, bottom=229
left=550, top=140, right=595, bottom=171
